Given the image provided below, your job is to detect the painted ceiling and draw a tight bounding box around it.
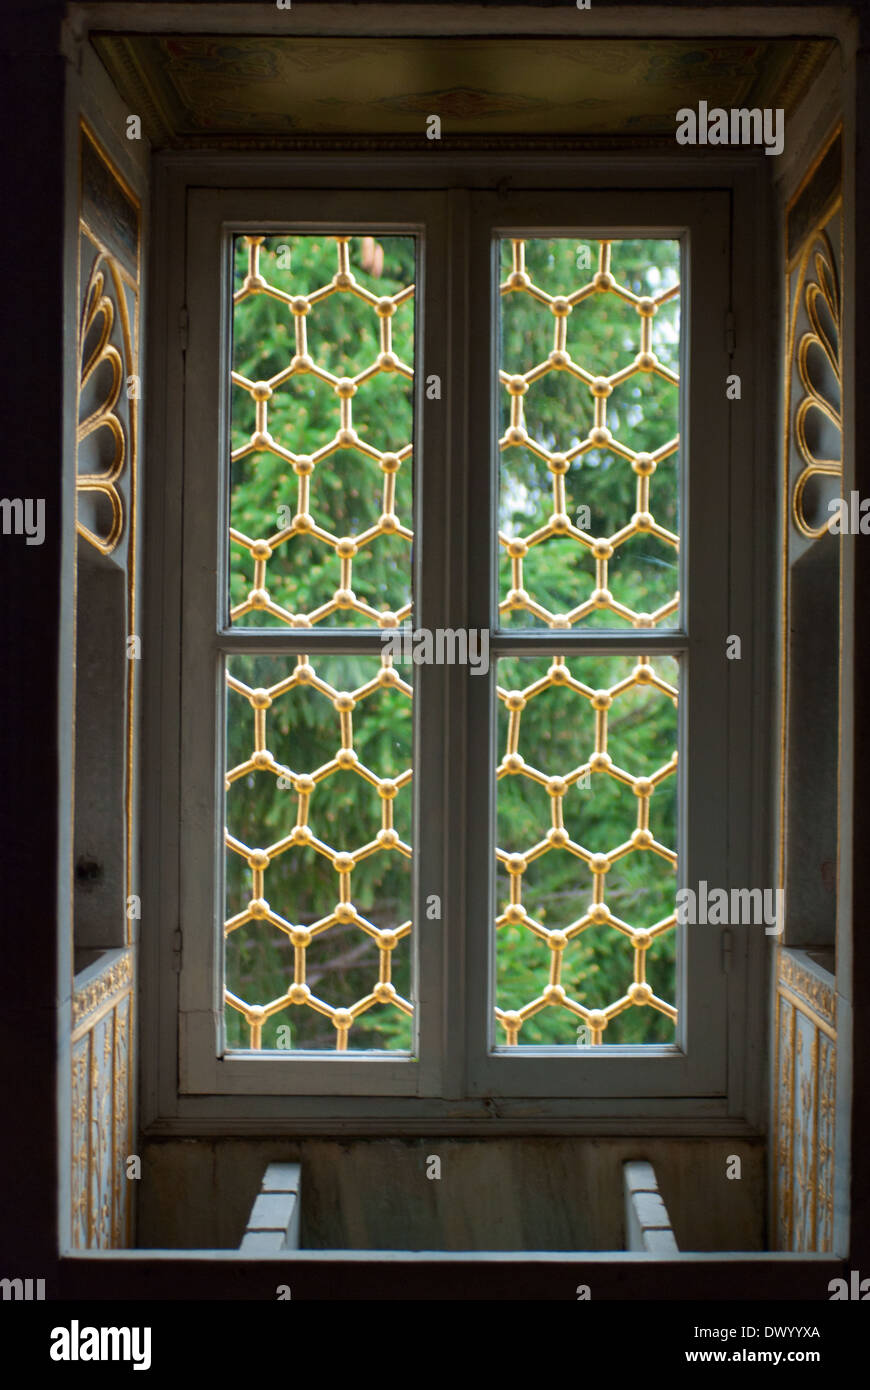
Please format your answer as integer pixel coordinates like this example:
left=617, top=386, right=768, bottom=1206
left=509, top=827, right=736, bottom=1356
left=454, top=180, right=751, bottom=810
left=92, top=35, right=833, bottom=144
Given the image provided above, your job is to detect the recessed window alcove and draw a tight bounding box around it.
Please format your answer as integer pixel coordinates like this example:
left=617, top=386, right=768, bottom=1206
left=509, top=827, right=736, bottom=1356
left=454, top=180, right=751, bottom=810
left=44, top=3, right=860, bottom=1299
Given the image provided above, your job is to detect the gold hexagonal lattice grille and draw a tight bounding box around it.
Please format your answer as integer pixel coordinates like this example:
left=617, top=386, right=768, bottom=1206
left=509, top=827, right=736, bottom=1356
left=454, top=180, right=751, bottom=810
left=499, top=236, right=681, bottom=629
left=229, top=233, right=415, bottom=629
left=494, top=235, right=682, bottom=1045
left=495, top=653, right=679, bottom=1046
left=224, top=233, right=417, bottom=1052
left=221, top=231, right=683, bottom=1053
left=224, top=652, right=414, bottom=1051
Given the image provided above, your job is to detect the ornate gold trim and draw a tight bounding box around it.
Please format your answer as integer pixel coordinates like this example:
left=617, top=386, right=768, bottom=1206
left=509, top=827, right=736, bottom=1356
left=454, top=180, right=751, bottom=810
left=789, top=226, right=842, bottom=540
left=776, top=121, right=843, bottom=907
left=778, top=983, right=837, bottom=1042
left=70, top=984, right=133, bottom=1250
left=75, top=224, right=139, bottom=557
left=72, top=951, right=133, bottom=1035
left=75, top=252, right=129, bottom=554
left=817, top=1032, right=835, bottom=1250
left=778, top=950, right=836, bottom=1027
left=79, top=122, right=142, bottom=208
left=76, top=117, right=142, bottom=949
left=785, top=121, right=843, bottom=268
left=90, top=38, right=175, bottom=151
left=775, top=47, right=837, bottom=127
left=80, top=116, right=142, bottom=280
left=773, top=957, right=837, bottom=1251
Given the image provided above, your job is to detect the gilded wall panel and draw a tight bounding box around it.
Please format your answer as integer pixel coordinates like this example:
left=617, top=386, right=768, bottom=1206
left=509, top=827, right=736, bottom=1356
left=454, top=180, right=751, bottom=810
left=774, top=988, right=793, bottom=1243
left=71, top=948, right=134, bottom=1249
left=71, top=1035, right=89, bottom=1249
left=89, top=1012, right=114, bottom=1247
left=773, top=124, right=841, bottom=1255
left=112, top=991, right=131, bottom=1243
left=792, top=1010, right=818, bottom=1251
left=773, top=949, right=836, bottom=1252
left=817, top=1032, right=835, bottom=1250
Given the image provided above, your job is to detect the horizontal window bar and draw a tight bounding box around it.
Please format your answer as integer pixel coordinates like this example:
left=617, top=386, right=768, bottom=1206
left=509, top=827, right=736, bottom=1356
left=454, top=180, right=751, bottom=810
left=216, top=630, right=397, bottom=654
left=491, top=630, right=687, bottom=655
left=215, top=629, right=690, bottom=656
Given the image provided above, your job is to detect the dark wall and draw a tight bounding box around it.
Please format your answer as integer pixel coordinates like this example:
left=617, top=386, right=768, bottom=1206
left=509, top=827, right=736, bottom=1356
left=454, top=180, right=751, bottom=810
left=0, top=0, right=67, bottom=1277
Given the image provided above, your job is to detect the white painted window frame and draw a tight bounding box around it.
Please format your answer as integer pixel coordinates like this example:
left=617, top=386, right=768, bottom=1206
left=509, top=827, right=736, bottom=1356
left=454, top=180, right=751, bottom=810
left=181, top=188, right=446, bottom=1100
left=142, top=153, right=771, bottom=1132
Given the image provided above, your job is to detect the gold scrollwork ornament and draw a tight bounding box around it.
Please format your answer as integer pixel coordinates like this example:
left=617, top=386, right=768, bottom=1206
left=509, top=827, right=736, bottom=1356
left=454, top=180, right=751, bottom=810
left=791, top=231, right=842, bottom=539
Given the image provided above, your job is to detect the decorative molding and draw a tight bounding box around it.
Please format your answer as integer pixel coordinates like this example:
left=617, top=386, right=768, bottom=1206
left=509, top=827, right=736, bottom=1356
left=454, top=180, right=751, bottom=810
left=81, top=122, right=141, bottom=275
left=789, top=226, right=842, bottom=540
left=817, top=1032, right=835, bottom=1251
left=70, top=956, right=134, bottom=1249
left=112, top=993, right=131, bottom=1245
left=751, top=41, right=834, bottom=128
left=71, top=1038, right=89, bottom=1248
left=75, top=244, right=135, bottom=553
left=72, top=950, right=133, bottom=1033
left=775, top=990, right=793, bottom=1246
left=157, top=133, right=683, bottom=153
left=778, top=950, right=836, bottom=1028
left=786, top=126, right=841, bottom=268
left=75, top=124, right=140, bottom=557
left=95, top=35, right=175, bottom=148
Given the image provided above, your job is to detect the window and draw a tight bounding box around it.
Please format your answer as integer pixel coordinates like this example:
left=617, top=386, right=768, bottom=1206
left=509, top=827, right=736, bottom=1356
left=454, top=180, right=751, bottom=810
left=146, top=169, right=766, bottom=1126
left=492, top=232, right=681, bottom=1048
left=224, top=230, right=418, bottom=1055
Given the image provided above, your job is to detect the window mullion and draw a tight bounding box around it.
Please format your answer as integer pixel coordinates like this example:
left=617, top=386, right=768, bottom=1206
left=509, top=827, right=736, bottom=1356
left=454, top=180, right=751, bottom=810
left=412, top=190, right=456, bottom=1097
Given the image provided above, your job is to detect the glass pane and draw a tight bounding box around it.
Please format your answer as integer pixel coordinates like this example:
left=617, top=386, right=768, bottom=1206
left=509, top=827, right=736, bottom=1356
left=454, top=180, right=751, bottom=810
left=498, top=237, right=681, bottom=629
left=223, top=652, right=413, bottom=1052
left=495, top=653, right=679, bottom=1045
left=229, top=234, right=416, bottom=628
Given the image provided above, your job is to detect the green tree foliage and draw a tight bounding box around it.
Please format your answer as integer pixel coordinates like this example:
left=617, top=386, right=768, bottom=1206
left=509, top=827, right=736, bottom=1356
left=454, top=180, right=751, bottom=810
left=225, top=233, right=681, bottom=1051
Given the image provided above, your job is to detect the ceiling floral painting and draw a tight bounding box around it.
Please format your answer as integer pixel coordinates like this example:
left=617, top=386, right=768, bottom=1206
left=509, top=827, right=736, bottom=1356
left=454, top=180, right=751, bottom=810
left=93, top=35, right=833, bottom=145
